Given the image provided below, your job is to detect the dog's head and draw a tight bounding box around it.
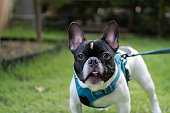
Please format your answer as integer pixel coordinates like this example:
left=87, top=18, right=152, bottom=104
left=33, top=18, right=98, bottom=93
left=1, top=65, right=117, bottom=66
left=68, top=21, right=119, bottom=85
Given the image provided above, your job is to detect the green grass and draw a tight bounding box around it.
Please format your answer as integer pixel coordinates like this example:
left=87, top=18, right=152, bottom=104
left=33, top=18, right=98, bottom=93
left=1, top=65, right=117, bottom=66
left=0, top=34, right=170, bottom=113
left=1, top=27, right=67, bottom=41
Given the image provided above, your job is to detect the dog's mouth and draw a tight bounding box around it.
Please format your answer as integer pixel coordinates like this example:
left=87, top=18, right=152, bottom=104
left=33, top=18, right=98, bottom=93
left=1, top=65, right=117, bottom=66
left=85, top=71, right=103, bottom=85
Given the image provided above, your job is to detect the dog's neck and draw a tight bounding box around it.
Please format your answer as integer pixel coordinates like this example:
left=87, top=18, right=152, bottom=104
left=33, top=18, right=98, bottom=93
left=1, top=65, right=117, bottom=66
left=74, top=62, right=118, bottom=91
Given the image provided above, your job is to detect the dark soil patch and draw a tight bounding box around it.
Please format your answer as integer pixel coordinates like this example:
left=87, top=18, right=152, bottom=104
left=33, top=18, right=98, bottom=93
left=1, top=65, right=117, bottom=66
left=0, top=40, right=56, bottom=62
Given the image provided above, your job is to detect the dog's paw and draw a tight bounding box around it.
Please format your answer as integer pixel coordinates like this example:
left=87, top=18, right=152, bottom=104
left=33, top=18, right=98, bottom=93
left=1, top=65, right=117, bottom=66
left=97, top=107, right=109, bottom=111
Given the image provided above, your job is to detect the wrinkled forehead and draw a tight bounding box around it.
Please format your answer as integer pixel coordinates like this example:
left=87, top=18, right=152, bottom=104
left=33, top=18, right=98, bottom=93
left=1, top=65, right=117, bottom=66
left=74, top=40, right=114, bottom=55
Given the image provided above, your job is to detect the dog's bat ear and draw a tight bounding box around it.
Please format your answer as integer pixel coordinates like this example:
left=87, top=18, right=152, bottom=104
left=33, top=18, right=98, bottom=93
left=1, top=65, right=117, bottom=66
left=68, top=22, right=86, bottom=52
left=101, top=20, right=119, bottom=52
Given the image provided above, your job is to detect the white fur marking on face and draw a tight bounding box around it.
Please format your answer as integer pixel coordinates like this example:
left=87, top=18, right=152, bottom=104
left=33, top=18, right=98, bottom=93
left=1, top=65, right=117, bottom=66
left=82, top=57, right=104, bottom=80
left=82, top=61, right=89, bottom=80
left=90, top=42, right=94, bottom=49
left=98, top=62, right=104, bottom=74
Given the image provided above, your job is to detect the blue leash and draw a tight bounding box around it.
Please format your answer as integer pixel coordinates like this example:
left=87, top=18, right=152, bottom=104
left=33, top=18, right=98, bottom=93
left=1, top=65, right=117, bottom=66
left=121, top=48, right=170, bottom=58
left=119, top=48, right=170, bottom=86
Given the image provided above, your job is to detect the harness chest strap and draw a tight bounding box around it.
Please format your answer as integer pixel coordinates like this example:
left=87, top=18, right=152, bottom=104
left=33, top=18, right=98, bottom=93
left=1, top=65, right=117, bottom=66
left=74, top=55, right=129, bottom=108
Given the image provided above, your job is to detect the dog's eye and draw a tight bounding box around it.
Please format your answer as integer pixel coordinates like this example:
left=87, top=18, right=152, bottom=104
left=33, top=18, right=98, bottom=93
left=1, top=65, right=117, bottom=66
left=103, top=52, right=111, bottom=59
left=77, top=53, right=84, bottom=60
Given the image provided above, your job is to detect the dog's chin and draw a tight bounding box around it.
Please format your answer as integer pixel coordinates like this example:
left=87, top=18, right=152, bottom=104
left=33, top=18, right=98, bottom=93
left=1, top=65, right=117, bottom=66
left=85, top=73, right=104, bottom=85
left=85, top=76, right=104, bottom=85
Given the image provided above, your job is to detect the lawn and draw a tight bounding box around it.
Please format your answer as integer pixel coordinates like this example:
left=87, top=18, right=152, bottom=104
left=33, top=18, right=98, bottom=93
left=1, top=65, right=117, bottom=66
left=0, top=33, right=170, bottom=113
left=1, top=26, right=67, bottom=41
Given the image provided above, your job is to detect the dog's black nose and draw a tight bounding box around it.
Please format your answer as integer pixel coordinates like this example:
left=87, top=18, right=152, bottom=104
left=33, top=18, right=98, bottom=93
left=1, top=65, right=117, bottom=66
left=88, top=57, right=98, bottom=67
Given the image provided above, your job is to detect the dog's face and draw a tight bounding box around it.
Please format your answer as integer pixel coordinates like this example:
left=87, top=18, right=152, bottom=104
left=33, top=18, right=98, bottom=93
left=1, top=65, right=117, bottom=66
left=68, top=21, right=119, bottom=85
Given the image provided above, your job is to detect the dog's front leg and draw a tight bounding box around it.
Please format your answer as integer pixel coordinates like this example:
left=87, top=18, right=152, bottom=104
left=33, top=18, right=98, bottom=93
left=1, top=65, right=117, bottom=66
left=70, top=97, right=82, bottom=113
left=116, top=102, right=130, bottom=113
left=70, top=78, right=82, bottom=113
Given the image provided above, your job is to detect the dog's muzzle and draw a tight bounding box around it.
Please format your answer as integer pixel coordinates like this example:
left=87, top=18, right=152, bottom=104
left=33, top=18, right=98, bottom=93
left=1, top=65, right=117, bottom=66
left=82, top=57, right=104, bottom=84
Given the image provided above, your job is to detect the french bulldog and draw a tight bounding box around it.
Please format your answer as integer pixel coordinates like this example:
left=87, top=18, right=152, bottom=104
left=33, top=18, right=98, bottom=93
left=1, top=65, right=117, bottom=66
left=68, top=20, right=161, bottom=113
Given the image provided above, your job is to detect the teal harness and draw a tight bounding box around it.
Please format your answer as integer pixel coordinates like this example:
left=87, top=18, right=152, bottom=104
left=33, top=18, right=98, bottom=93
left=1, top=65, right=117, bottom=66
left=74, top=54, right=130, bottom=108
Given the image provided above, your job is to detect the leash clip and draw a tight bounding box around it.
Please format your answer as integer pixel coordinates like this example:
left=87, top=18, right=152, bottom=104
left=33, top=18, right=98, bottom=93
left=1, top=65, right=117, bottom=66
left=120, top=54, right=129, bottom=61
